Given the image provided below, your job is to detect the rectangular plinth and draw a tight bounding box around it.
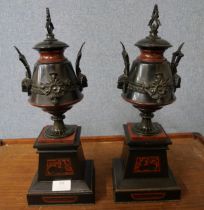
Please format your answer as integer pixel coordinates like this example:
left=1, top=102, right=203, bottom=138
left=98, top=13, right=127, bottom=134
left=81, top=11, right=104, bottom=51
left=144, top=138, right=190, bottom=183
left=112, top=158, right=181, bottom=202
left=27, top=160, right=95, bottom=205
left=35, top=126, right=86, bottom=181
left=34, top=125, right=80, bottom=150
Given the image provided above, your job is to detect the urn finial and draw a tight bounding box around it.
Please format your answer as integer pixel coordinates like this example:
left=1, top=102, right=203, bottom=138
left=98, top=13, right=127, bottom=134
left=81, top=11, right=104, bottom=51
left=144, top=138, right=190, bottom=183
left=46, top=8, right=54, bottom=38
left=148, top=4, right=161, bottom=37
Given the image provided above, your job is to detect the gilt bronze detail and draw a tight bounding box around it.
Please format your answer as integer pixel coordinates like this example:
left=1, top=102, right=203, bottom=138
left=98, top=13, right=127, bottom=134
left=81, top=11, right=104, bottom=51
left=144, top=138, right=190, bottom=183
left=31, top=73, right=75, bottom=105
left=127, top=73, right=172, bottom=104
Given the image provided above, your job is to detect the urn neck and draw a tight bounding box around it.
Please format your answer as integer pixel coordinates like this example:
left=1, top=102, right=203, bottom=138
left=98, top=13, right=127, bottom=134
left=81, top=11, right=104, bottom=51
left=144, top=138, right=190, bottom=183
left=38, top=50, right=66, bottom=64
left=137, top=49, right=165, bottom=63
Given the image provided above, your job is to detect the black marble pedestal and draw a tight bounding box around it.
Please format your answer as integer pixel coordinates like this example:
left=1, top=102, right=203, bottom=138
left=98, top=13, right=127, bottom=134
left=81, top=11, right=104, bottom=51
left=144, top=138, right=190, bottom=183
left=112, top=123, right=181, bottom=202
left=27, top=125, right=95, bottom=205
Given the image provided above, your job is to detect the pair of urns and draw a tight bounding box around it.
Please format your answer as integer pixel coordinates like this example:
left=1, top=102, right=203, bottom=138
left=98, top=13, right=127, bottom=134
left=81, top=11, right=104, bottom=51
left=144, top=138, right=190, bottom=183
left=15, top=5, right=184, bottom=205
left=15, top=6, right=183, bottom=138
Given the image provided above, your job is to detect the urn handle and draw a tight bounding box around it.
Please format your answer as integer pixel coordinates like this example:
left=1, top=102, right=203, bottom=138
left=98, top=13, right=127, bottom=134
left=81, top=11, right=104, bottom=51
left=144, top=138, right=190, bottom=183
left=170, top=42, right=184, bottom=91
left=117, top=42, right=130, bottom=91
left=14, top=46, right=32, bottom=95
left=75, top=42, right=88, bottom=91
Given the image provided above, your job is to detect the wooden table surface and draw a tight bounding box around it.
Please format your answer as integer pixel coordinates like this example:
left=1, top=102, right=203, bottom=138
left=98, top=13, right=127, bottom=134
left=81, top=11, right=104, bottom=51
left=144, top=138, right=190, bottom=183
left=0, top=133, right=204, bottom=210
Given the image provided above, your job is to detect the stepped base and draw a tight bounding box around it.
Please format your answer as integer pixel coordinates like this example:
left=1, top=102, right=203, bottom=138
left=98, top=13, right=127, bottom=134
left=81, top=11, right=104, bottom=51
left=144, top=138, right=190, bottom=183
left=27, top=160, right=95, bottom=205
left=113, top=158, right=181, bottom=202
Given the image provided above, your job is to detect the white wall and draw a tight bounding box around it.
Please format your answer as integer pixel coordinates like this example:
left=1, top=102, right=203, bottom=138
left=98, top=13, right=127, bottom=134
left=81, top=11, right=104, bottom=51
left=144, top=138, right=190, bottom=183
left=0, top=0, right=203, bottom=138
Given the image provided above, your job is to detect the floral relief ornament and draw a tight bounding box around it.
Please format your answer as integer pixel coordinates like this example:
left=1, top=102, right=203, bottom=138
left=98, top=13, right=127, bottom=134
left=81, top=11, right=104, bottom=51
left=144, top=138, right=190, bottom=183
left=32, top=72, right=74, bottom=105
left=145, top=73, right=171, bottom=103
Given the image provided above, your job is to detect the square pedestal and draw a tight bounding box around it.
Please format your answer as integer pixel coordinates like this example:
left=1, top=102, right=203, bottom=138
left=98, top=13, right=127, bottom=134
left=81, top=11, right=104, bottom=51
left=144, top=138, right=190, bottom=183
left=112, top=123, right=181, bottom=202
left=27, top=125, right=95, bottom=205
left=113, top=159, right=180, bottom=202
left=27, top=160, right=95, bottom=205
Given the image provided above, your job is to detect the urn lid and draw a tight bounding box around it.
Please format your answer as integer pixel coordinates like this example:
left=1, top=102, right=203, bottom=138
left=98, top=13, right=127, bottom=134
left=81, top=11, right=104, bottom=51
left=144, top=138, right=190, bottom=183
left=135, top=4, right=172, bottom=50
left=33, top=8, right=68, bottom=51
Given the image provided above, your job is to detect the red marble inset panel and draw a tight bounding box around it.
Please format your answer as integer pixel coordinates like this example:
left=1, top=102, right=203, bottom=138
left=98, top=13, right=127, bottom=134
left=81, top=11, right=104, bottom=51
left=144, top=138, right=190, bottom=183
left=133, top=156, right=160, bottom=173
left=130, top=192, right=166, bottom=200
left=45, top=159, right=74, bottom=176
left=42, top=195, right=78, bottom=203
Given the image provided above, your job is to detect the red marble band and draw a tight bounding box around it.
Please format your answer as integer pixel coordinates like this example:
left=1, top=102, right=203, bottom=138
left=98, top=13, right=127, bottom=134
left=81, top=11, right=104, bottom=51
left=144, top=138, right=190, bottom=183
left=39, top=50, right=66, bottom=63
left=138, top=50, right=164, bottom=62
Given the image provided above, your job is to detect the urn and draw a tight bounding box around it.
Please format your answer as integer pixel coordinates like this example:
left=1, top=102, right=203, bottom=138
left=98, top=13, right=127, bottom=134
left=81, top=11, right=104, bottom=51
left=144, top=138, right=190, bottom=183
left=113, top=4, right=184, bottom=202
left=118, top=4, right=184, bottom=135
left=15, top=8, right=87, bottom=139
left=15, top=8, right=95, bottom=205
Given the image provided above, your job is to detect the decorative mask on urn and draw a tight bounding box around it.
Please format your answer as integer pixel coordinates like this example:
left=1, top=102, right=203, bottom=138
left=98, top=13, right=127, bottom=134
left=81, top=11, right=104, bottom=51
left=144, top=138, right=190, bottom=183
left=15, top=8, right=87, bottom=138
left=118, top=4, right=184, bottom=135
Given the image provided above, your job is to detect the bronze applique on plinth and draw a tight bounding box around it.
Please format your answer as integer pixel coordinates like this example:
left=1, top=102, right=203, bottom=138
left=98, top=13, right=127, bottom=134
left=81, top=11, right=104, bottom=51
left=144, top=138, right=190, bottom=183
left=113, top=5, right=184, bottom=202
left=15, top=9, right=95, bottom=205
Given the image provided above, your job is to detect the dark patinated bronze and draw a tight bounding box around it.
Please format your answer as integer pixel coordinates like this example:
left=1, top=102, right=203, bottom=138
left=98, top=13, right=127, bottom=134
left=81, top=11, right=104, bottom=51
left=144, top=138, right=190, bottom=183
left=15, top=8, right=94, bottom=205
left=15, top=8, right=87, bottom=139
left=113, top=4, right=184, bottom=202
left=118, top=4, right=183, bottom=136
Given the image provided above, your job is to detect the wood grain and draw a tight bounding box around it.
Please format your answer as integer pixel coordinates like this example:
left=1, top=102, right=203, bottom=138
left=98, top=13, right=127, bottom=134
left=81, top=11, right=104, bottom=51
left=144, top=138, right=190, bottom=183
left=0, top=133, right=204, bottom=209
left=1, top=132, right=200, bottom=145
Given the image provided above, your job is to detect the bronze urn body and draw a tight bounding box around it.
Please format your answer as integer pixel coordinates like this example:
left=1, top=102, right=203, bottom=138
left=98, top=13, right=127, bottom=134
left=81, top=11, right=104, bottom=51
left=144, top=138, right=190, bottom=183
left=113, top=5, right=184, bottom=202
left=118, top=4, right=184, bottom=136
left=15, top=8, right=87, bottom=139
